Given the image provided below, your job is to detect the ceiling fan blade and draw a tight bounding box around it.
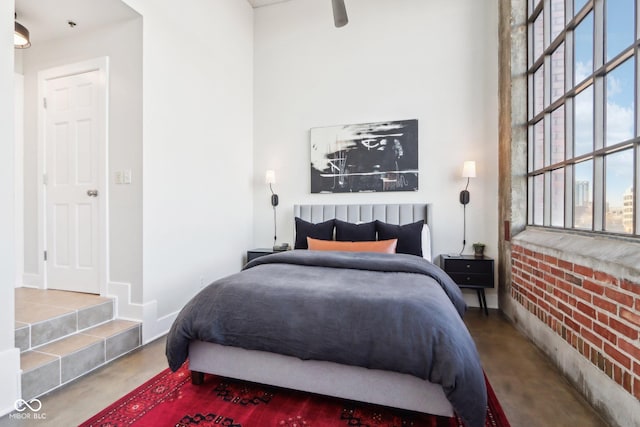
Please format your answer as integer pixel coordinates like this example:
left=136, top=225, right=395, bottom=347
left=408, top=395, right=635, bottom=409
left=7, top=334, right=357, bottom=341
left=332, top=0, right=348, bottom=28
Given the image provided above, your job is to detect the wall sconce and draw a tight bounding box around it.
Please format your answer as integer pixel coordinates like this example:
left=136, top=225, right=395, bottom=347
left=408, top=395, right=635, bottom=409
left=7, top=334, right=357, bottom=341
left=14, top=14, right=31, bottom=49
left=265, top=170, right=279, bottom=247
left=459, top=161, right=476, bottom=255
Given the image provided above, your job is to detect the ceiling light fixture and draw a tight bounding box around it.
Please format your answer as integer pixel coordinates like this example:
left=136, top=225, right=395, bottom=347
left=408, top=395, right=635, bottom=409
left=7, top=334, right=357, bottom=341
left=14, top=14, right=31, bottom=49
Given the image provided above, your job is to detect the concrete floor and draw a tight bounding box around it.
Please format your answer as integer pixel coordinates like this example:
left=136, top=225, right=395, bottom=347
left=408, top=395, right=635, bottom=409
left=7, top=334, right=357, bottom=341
left=464, top=309, right=608, bottom=427
left=0, top=310, right=607, bottom=427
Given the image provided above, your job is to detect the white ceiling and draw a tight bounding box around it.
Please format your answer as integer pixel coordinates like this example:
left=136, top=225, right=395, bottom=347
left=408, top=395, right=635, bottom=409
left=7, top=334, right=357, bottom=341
left=15, top=0, right=139, bottom=45
left=14, top=0, right=294, bottom=45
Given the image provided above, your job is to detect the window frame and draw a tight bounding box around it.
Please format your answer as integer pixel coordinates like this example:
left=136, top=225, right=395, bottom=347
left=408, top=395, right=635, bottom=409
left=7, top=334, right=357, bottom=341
left=526, top=0, right=640, bottom=237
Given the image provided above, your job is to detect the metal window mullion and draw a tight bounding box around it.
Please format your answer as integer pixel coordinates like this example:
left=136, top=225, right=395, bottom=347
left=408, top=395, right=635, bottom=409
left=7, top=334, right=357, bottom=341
left=593, top=0, right=605, bottom=231
left=544, top=0, right=552, bottom=52
left=528, top=176, right=534, bottom=223
left=635, top=45, right=640, bottom=235
left=635, top=144, right=639, bottom=234
left=637, top=0, right=640, bottom=41
left=544, top=48, right=552, bottom=114
left=593, top=155, right=605, bottom=231
left=566, top=95, right=575, bottom=160
left=528, top=72, right=535, bottom=122
left=593, top=68, right=605, bottom=229
left=566, top=17, right=575, bottom=90
left=528, top=122, right=535, bottom=173
left=594, top=75, right=605, bottom=151
left=594, top=0, right=605, bottom=70
left=565, top=164, right=574, bottom=227
left=544, top=103, right=552, bottom=169
left=544, top=170, right=552, bottom=225
left=565, top=0, right=573, bottom=26
left=636, top=48, right=640, bottom=141
left=528, top=13, right=535, bottom=68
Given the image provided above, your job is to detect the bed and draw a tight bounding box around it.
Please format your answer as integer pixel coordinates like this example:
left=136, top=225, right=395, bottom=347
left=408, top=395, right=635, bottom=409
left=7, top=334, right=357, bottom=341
left=166, top=204, right=487, bottom=427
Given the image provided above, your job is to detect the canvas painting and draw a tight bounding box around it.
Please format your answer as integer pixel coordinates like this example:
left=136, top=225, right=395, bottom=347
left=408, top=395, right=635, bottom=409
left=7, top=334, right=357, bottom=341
left=310, top=119, right=418, bottom=193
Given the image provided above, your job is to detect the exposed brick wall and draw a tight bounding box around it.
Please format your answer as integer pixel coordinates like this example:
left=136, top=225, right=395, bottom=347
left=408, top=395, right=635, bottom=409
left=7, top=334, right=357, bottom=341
left=511, top=244, right=640, bottom=401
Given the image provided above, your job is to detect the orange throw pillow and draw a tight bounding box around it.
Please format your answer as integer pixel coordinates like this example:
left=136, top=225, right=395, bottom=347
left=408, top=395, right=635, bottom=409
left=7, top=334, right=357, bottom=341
left=307, top=237, right=398, bottom=254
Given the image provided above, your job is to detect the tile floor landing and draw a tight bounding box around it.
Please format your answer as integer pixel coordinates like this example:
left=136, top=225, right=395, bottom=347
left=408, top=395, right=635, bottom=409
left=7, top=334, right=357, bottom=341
left=15, top=288, right=141, bottom=400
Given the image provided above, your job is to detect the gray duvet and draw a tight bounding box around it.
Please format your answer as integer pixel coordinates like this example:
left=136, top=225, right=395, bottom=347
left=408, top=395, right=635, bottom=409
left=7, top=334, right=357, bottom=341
left=166, top=250, right=487, bottom=427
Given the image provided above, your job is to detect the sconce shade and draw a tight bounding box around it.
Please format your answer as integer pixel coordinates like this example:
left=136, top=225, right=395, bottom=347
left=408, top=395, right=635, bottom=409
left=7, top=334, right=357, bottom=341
left=265, top=170, right=276, bottom=184
left=462, top=161, right=476, bottom=178
left=14, top=20, right=30, bottom=49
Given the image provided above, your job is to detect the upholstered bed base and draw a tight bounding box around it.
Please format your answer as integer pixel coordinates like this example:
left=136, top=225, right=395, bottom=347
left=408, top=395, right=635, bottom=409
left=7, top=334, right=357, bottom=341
left=189, top=340, right=453, bottom=418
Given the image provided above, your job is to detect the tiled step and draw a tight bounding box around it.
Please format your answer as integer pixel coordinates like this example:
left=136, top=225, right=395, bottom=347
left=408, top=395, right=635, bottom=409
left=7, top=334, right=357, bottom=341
left=14, top=288, right=143, bottom=400
left=20, top=319, right=142, bottom=400
left=15, top=288, right=114, bottom=352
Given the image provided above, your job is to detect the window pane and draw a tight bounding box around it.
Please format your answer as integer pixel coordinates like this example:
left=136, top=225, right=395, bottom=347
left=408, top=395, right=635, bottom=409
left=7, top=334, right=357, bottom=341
left=606, top=0, right=635, bottom=61
left=606, top=59, right=635, bottom=146
left=551, top=106, right=565, bottom=164
left=534, top=174, right=544, bottom=225
left=605, top=150, right=634, bottom=233
left=574, top=12, right=593, bottom=84
left=534, top=120, right=545, bottom=170
left=551, top=43, right=565, bottom=103
left=574, top=86, right=593, bottom=156
left=533, top=66, right=545, bottom=117
left=574, top=0, right=588, bottom=15
left=551, top=168, right=565, bottom=227
left=574, top=160, right=593, bottom=229
left=533, top=12, right=545, bottom=62
left=551, top=0, right=565, bottom=42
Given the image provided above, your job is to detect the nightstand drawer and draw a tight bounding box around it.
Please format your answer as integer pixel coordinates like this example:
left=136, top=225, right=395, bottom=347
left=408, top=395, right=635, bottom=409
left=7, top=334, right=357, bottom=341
left=447, top=272, right=493, bottom=287
left=443, top=258, right=493, bottom=274
left=247, top=248, right=275, bottom=262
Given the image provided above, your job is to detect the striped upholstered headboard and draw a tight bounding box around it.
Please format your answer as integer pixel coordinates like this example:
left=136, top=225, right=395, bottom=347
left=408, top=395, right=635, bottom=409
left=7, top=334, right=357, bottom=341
left=293, top=204, right=432, bottom=261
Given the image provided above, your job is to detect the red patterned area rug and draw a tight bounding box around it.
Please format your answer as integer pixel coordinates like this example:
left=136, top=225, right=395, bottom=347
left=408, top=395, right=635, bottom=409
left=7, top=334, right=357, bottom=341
left=80, top=365, right=510, bottom=427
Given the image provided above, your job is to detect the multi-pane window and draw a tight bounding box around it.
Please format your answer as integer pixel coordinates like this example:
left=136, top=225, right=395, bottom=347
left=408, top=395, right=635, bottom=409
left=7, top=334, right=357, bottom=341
left=527, top=0, right=639, bottom=236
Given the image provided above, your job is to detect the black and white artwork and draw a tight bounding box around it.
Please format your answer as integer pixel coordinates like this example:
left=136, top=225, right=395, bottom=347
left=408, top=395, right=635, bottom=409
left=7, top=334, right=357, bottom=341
left=310, top=119, right=418, bottom=193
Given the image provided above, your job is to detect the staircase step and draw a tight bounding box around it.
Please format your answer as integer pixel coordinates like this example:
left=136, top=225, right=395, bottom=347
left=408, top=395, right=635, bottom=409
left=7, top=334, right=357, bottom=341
left=20, top=320, right=142, bottom=400
left=15, top=288, right=114, bottom=352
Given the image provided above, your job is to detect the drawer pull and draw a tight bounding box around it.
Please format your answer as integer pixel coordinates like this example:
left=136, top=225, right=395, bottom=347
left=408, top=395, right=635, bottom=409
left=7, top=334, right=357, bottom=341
left=466, top=276, right=471, bottom=281
left=466, top=264, right=471, bottom=268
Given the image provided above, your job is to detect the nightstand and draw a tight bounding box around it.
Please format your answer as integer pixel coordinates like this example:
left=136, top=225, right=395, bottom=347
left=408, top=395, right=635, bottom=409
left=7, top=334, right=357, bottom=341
left=246, top=248, right=276, bottom=262
left=441, top=255, right=494, bottom=315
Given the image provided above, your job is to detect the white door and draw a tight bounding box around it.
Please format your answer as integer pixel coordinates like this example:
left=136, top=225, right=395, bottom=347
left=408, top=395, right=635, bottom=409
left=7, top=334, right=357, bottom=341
left=44, top=69, right=103, bottom=294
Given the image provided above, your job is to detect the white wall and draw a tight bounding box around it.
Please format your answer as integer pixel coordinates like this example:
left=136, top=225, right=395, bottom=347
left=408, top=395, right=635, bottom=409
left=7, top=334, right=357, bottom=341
left=0, top=2, right=21, bottom=416
left=121, top=0, right=254, bottom=339
left=20, top=17, right=144, bottom=302
left=253, top=0, right=500, bottom=306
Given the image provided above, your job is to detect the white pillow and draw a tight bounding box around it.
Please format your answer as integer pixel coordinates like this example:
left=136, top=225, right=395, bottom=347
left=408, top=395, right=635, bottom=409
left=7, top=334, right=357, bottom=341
left=422, top=224, right=432, bottom=262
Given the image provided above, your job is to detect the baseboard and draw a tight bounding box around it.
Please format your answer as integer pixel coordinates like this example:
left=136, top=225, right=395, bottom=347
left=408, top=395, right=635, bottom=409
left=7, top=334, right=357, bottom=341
left=0, top=347, right=21, bottom=417
left=107, top=281, right=178, bottom=345
left=21, top=273, right=42, bottom=289
left=142, top=301, right=178, bottom=344
left=510, top=302, right=640, bottom=427
left=106, top=281, right=143, bottom=320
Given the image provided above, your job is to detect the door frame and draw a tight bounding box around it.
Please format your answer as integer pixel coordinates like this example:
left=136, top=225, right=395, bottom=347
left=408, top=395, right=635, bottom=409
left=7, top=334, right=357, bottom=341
left=14, top=73, right=24, bottom=288
left=37, top=57, right=109, bottom=294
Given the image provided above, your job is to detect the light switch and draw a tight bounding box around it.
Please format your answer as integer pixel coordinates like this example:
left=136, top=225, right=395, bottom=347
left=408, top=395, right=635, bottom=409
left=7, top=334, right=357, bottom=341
left=115, top=171, right=123, bottom=184
left=123, top=170, right=132, bottom=184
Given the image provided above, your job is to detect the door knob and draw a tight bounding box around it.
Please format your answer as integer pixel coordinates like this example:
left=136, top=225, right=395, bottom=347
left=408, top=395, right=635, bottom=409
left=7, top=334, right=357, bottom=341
left=87, top=189, right=99, bottom=197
